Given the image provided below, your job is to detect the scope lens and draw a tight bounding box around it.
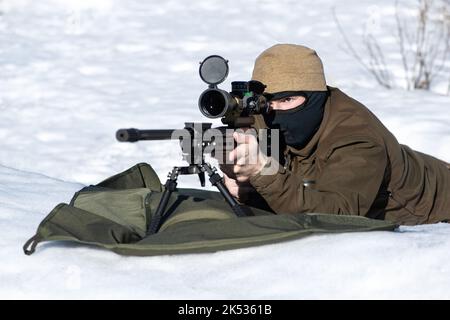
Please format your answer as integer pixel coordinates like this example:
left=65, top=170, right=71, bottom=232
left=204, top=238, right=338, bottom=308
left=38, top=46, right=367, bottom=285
left=199, top=55, right=229, bottom=85
left=199, top=90, right=227, bottom=118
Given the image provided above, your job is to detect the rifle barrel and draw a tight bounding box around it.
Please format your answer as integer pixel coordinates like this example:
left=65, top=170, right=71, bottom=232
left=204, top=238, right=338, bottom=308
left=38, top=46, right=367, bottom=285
left=116, top=128, right=176, bottom=142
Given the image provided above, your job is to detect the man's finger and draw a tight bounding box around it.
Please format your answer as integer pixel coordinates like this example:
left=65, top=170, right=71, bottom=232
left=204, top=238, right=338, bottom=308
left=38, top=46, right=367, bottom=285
left=233, top=131, right=253, bottom=145
left=233, top=144, right=250, bottom=165
left=228, top=148, right=237, bottom=163
left=236, top=175, right=250, bottom=183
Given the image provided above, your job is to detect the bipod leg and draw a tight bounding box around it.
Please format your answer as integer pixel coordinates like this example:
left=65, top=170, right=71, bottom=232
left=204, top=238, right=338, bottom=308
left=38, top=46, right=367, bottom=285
left=147, top=167, right=179, bottom=235
left=201, top=163, right=252, bottom=217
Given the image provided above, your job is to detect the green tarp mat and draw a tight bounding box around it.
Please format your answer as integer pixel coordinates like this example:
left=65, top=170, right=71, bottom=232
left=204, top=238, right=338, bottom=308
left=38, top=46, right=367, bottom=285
left=23, top=163, right=398, bottom=256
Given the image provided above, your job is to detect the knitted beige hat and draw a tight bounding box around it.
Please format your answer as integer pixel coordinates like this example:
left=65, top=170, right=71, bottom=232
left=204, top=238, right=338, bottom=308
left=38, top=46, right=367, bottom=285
left=252, top=44, right=327, bottom=93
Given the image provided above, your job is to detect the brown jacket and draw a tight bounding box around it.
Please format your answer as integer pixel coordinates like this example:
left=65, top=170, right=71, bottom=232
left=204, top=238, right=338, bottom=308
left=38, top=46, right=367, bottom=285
left=249, top=87, right=450, bottom=225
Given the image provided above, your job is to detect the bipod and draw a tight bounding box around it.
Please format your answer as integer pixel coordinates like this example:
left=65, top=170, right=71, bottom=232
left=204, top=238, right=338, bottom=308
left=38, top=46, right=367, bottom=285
left=147, top=162, right=252, bottom=235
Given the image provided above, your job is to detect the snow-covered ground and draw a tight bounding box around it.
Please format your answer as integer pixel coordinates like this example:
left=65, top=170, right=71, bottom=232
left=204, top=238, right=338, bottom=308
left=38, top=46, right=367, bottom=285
left=0, top=0, right=449, bottom=299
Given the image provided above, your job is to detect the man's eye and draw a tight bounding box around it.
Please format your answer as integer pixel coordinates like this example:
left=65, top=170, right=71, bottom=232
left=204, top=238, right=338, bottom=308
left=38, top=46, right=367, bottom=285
left=281, top=98, right=292, bottom=103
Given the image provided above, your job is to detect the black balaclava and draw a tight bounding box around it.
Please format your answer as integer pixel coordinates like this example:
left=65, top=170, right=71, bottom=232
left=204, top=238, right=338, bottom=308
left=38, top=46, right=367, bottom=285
left=263, top=90, right=329, bottom=149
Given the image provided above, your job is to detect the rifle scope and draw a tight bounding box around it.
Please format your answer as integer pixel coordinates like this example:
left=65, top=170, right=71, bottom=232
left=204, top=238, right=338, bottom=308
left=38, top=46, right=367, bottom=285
left=198, top=55, right=267, bottom=119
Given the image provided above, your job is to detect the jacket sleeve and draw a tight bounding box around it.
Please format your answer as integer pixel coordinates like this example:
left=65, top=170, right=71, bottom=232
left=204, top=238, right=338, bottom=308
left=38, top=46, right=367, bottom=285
left=248, top=139, right=388, bottom=216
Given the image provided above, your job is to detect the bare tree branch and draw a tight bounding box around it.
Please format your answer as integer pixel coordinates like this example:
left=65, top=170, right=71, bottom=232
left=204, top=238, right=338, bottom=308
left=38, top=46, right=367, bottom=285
left=396, top=0, right=413, bottom=89
left=333, top=0, right=449, bottom=93
left=333, top=7, right=392, bottom=89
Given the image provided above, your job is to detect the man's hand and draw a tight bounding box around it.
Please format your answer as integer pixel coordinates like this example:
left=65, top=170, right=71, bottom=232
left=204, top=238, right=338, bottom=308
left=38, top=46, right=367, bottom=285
left=220, top=129, right=268, bottom=183
left=222, top=173, right=255, bottom=202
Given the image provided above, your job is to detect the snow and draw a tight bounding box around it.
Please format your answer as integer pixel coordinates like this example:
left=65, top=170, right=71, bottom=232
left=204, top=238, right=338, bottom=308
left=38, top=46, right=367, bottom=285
left=0, top=0, right=449, bottom=299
